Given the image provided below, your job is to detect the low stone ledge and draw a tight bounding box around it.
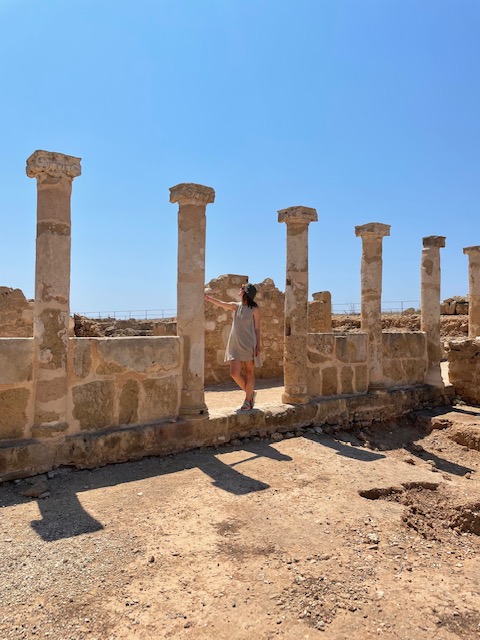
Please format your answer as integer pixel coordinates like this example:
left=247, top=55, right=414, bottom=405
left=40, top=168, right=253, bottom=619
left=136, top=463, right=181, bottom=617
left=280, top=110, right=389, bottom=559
left=0, top=385, right=454, bottom=481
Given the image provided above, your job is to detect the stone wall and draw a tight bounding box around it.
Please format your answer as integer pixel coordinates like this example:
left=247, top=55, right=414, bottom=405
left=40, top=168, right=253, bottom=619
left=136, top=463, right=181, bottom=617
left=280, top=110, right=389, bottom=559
left=0, top=288, right=33, bottom=337
left=441, top=298, right=469, bottom=315
left=307, top=333, right=369, bottom=397
left=0, top=336, right=182, bottom=442
left=204, top=275, right=285, bottom=383
left=0, top=338, right=34, bottom=440
left=382, top=332, right=427, bottom=387
left=68, top=337, right=182, bottom=432
left=447, top=338, right=480, bottom=404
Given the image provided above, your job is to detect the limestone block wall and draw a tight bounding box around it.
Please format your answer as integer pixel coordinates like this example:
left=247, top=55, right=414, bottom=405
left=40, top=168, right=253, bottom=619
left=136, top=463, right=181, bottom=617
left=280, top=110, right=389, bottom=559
left=382, top=332, right=427, bottom=387
left=0, top=288, right=34, bottom=337
left=68, top=337, right=182, bottom=432
left=307, top=333, right=369, bottom=397
left=441, top=298, right=469, bottom=315
left=447, top=338, right=480, bottom=404
left=204, top=275, right=285, bottom=383
left=0, top=338, right=34, bottom=440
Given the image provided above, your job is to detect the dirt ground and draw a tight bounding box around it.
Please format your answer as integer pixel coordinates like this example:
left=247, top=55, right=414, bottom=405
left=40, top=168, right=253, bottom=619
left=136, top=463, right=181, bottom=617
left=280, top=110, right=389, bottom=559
left=1, top=379, right=480, bottom=640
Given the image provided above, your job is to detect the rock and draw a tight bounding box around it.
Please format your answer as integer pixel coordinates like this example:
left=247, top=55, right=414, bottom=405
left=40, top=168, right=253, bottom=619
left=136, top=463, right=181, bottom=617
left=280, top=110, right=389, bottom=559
left=271, top=433, right=283, bottom=442
left=230, top=439, right=242, bottom=446
left=403, top=457, right=416, bottom=465
left=366, top=533, right=380, bottom=544
left=313, top=426, right=323, bottom=434
left=21, top=480, right=48, bottom=498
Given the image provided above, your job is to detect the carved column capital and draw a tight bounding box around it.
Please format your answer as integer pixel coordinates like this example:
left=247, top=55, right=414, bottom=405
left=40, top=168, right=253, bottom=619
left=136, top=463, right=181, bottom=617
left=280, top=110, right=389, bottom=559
left=169, top=183, right=215, bottom=206
left=355, top=222, right=391, bottom=239
left=26, top=150, right=82, bottom=181
left=464, top=245, right=480, bottom=257
left=423, top=236, right=446, bottom=248
left=278, top=206, right=318, bottom=225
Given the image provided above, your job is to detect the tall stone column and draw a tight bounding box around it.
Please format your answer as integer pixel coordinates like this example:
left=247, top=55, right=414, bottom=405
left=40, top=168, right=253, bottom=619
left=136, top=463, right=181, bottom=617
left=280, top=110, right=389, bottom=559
left=463, top=246, right=480, bottom=338
left=26, top=150, right=81, bottom=432
left=355, top=222, right=390, bottom=392
left=170, top=183, right=215, bottom=418
left=421, top=236, right=446, bottom=387
left=278, top=206, right=318, bottom=404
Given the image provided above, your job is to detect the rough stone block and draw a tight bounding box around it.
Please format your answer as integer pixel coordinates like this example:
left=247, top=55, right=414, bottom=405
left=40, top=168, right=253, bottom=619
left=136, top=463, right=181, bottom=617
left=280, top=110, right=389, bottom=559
left=97, top=337, right=181, bottom=374
left=141, top=376, right=179, bottom=423
left=0, top=387, right=30, bottom=440
left=0, top=339, right=33, bottom=384
left=72, top=380, right=115, bottom=430
left=119, top=379, right=139, bottom=425
left=335, top=334, right=367, bottom=363
left=321, top=366, right=338, bottom=396
left=354, top=364, right=368, bottom=392
left=340, top=366, right=354, bottom=394
left=71, top=338, right=92, bottom=379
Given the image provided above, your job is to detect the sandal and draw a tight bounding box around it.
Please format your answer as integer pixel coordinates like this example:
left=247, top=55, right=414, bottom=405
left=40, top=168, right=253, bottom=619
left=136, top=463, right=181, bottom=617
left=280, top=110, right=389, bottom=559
left=239, top=400, right=251, bottom=411
left=251, top=391, right=257, bottom=408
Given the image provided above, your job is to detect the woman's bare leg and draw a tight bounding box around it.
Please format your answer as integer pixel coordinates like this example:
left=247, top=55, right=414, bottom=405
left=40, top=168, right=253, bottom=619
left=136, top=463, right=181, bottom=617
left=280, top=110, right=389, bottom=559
left=230, top=360, right=246, bottom=392
left=243, top=360, right=255, bottom=401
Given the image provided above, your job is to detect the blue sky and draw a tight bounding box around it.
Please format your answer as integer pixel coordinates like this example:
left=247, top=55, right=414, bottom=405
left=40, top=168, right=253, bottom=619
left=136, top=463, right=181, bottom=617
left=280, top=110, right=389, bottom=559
left=1, top=0, right=479, bottom=315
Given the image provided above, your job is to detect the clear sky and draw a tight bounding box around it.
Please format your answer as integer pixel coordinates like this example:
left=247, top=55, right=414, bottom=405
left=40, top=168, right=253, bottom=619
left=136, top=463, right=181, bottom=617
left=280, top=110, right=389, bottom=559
left=1, top=0, right=479, bottom=315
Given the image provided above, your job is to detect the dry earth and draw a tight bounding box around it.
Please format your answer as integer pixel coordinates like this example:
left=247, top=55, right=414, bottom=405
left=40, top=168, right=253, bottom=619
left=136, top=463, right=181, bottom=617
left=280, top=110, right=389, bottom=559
left=1, top=384, right=480, bottom=640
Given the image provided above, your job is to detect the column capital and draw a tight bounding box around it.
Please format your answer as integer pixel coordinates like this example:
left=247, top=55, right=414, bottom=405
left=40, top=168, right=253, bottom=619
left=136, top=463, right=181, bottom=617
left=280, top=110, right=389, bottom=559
left=169, top=183, right=215, bottom=206
left=464, top=245, right=480, bottom=257
left=26, top=150, right=81, bottom=180
left=355, top=222, right=390, bottom=239
left=278, top=206, right=318, bottom=225
left=423, top=236, right=446, bottom=248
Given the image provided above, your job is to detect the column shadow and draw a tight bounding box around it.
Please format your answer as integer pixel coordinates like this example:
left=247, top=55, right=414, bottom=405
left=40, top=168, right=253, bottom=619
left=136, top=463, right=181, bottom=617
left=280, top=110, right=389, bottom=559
left=1, top=440, right=294, bottom=541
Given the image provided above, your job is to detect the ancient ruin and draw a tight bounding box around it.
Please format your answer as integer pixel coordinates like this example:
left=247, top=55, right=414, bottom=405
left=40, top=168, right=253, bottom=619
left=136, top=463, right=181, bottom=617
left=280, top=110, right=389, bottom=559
left=1, top=149, right=479, bottom=480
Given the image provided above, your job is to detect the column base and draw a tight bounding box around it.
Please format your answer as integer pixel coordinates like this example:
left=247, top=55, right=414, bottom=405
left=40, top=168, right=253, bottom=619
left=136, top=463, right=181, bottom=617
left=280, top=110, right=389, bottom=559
left=179, top=403, right=209, bottom=420
left=282, top=392, right=310, bottom=405
left=425, top=365, right=445, bottom=389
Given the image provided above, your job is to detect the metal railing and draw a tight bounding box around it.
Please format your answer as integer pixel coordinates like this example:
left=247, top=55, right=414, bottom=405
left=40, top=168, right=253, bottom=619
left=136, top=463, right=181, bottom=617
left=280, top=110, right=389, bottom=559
left=75, top=309, right=177, bottom=320
left=332, top=301, right=420, bottom=315
left=76, top=300, right=421, bottom=320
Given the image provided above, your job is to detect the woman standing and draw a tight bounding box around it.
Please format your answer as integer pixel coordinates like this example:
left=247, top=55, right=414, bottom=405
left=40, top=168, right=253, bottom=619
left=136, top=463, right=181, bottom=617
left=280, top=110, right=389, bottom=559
left=205, top=283, right=261, bottom=410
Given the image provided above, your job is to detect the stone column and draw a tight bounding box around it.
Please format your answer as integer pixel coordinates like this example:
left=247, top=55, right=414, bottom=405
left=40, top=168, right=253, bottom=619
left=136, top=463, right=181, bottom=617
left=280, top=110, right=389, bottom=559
left=355, top=222, right=391, bottom=392
left=278, top=206, right=318, bottom=404
left=26, top=150, right=81, bottom=433
left=421, top=236, right=446, bottom=387
left=170, top=183, right=215, bottom=418
left=463, top=246, right=480, bottom=338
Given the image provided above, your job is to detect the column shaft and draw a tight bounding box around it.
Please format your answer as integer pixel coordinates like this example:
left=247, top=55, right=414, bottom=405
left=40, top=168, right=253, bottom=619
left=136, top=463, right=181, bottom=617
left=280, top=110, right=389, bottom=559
left=464, top=246, right=480, bottom=338
left=27, top=150, right=81, bottom=431
left=355, top=222, right=390, bottom=392
left=170, top=183, right=215, bottom=418
left=421, top=236, right=445, bottom=387
left=279, top=206, right=317, bottom=404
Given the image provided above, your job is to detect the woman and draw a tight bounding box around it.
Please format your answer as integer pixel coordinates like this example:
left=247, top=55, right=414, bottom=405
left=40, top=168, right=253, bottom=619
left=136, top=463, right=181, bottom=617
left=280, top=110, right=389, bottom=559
left=205, top=283, right=261, bottom=410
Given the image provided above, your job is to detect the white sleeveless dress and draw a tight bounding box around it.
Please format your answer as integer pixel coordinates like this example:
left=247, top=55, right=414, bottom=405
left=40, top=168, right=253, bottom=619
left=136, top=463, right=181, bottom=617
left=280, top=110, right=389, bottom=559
left=224, top=303, right=262, bottom=367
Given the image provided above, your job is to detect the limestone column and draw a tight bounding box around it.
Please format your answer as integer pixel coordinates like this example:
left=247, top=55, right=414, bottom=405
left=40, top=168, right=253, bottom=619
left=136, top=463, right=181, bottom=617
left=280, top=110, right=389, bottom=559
left=278, top=206, right=318, bottom=404
left=463, top=246, right=480, bottom=338
left=26, top=150, right=81, bottom=431
left=355, top=222, right=390, bottom=392
left=421, top=236, right=446, bottom=387
left=170, top=183, right=215, bottom=417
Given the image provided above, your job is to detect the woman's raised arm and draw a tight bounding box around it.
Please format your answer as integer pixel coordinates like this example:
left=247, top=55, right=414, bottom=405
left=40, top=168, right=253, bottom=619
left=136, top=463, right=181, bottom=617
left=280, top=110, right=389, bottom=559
left=204, top=294, right=237, bottom=311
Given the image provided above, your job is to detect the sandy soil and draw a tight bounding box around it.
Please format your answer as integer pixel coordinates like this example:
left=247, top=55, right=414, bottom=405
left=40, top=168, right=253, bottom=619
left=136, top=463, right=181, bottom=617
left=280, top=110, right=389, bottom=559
left=1, top=390, right=480, bottom=640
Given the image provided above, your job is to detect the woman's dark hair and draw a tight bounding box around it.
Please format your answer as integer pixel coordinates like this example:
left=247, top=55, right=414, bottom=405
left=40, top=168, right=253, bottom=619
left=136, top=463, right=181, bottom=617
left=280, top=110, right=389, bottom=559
left=242, top=292, right=258, bottom=308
